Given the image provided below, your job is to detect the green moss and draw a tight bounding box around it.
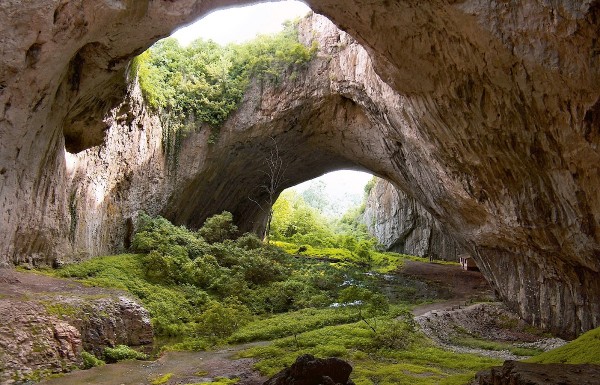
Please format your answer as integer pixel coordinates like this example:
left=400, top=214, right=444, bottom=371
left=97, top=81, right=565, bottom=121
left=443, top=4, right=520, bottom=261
left=186, top=378, right=239, bottom=385
left=526, top=326, right=600, bottom=364
left=43, top=302, right=79, bottom=319
left=151, top=373, right=174, bottom=385
left=238, top=317, right=501, bottom=383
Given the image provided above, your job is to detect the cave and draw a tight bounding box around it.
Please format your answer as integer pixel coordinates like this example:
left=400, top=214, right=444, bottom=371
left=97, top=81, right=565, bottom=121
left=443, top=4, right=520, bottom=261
left=1, top=0, right=599, bottom=346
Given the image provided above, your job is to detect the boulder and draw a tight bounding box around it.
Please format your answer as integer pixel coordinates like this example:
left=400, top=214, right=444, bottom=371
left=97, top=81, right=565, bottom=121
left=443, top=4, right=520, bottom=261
left=264, top=354, right=354, bottom=385
left=476, top=360, right=600, bottom=385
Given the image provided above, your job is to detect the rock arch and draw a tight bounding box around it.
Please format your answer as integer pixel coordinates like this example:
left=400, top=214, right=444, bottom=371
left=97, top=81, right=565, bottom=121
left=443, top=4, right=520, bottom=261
left=1, top=1, right=599, bottom=338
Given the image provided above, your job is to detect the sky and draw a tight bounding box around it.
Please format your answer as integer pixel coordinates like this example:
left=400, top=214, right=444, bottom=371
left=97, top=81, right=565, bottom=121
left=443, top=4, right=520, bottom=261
left=170, top=2, right=373, bottom=212
left=290, top=170, right=374, bottom=217
left=171, top=1, right=312, bottom=46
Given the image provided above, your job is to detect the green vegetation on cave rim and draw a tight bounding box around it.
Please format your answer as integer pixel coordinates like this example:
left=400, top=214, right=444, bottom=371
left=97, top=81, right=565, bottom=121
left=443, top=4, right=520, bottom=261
left=131, top=18, right=317, bottom=159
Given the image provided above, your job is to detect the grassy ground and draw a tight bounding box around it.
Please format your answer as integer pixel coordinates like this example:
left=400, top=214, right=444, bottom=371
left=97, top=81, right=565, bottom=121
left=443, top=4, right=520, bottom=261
left=525, top=326, right=600, bottom=365
left=271, top=241, right=457, bottom=273
left=237, top=315, right=502, bottom=384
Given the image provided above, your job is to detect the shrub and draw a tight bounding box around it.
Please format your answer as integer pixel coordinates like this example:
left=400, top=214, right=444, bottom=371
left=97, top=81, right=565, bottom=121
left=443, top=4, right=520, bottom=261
left=235, top=233, right=264, bottom=250
left=81, top=351, right=105, bottom=369
left=103, top=345, right=148, bottom=363
left=198, top=211, right=238, bottom=243
left=372, top=319, right=417, bottom=350
left=195, top=299, right=252, bottom=339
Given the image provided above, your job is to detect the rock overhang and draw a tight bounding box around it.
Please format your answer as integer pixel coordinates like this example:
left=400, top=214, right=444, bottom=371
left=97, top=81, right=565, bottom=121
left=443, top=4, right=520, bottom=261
left=0, top=1, right=599, bottom=338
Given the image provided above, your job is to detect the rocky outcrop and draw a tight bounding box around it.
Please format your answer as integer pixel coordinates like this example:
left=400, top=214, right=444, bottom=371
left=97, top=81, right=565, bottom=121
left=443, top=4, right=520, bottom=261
left=362, top=178, right=465, bottom=261
left=1, top=1, right=599, bottom=338
left=475, top=360, right=600, bottom=385
left=0, top=269, right=152, bottom=383
left=264, top=354, right=354, bottom=385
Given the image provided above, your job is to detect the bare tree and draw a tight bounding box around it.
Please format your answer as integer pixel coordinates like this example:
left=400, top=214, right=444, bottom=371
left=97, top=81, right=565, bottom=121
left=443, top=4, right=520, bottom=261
left=249, top=137, right=287, bottom=242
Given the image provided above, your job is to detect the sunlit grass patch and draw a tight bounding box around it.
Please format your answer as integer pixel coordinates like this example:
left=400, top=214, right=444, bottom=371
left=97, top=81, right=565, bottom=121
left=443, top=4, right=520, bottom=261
left=526, top=326, right=600, bottom=364
left=228, top=306, right=362, bottom=343
left=238, top=315, right=501, bottom=383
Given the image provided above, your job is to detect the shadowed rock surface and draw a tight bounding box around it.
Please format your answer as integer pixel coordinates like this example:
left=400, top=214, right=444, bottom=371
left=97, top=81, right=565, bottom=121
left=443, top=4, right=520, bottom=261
left=475, top=360, right=600, bottom=385
left=264, top=354, right=353, bottom=385
left=1, top=1, right=599, bottom=338
left=362, top=178, right=465, bottom=261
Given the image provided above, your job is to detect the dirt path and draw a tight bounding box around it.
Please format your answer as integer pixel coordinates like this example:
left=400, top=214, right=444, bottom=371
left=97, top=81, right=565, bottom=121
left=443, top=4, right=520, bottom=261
left=395, top=260, right=493, bottom=316
left=396, top=261, right=566, bottom=360
left=39, top=341, right=269, bottom=385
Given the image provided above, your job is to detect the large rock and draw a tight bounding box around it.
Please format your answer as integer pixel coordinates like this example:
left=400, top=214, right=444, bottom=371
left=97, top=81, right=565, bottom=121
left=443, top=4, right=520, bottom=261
left=264, top=354, right=353, bottom=385
left=0, top=269, right=152, bottom=383
left=362, top=178, right=465, bottom=261
left=0, top=1, right=599, bottom=338
left=476, top=360, right=600, bottom=385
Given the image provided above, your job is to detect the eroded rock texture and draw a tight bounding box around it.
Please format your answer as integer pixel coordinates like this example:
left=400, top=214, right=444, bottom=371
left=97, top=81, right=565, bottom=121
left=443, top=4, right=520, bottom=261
left=362, top=178, right=465, bottom=261
left=0, top=1, right=599, bottom=338
left=476, top=360, right=600, bottom=385
left=0, top=269, right=152, bottom=383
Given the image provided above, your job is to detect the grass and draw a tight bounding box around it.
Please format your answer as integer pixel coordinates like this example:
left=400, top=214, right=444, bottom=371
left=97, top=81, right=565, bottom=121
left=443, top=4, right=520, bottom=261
left=28, top=225, right=497, bottom=385
left=228, top=307, right=362, bottom=343
left=271, top=241, right=460, bottom=273
left=525, top=326, right=600, bottom=364
left=238, top=316, right=502, bottom=384
left=40, top=254, right=210, bottom=339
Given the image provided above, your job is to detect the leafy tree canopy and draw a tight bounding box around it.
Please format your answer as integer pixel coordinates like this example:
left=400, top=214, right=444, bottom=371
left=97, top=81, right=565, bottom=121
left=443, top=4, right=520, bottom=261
left=132, top=20, right=317, bottom=140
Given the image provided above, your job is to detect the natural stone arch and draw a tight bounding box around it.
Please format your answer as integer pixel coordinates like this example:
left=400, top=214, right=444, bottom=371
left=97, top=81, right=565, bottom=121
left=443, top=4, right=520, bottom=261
left=1, top=1, right=599, bottom=338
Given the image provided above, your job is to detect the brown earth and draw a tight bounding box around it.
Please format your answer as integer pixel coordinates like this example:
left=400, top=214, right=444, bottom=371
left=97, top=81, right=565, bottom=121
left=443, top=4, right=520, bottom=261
left=399, top=260, right=494, bottom=316
left=38, top=343, right=268, bottom=385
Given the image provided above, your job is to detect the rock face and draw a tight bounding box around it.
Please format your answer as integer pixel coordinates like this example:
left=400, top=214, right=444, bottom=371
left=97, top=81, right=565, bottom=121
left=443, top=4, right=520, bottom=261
left=0, top=1, right=599, bottom=338
left=475, top=360, right=600, bottom=385
left=0, top=269, right=152, bottom=383
left=362, top=178, right=465, bottom=261
left=263, top=354, right=354, bottom=385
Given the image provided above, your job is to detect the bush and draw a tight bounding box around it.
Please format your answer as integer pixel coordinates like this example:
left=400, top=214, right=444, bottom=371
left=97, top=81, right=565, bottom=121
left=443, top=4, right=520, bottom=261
left=372, top=319, right=417, bottom=350
left=81, top=351, right=105, bottom=369
left=198, top=211, right=238, bottom=243
left=195, top=299, right=252, bottom=339
left=103, top=345, right=148, bottom=363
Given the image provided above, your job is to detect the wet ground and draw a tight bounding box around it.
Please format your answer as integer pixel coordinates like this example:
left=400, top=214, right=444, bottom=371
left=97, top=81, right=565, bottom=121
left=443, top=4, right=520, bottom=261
left=39, top=342, right=268, bottom=385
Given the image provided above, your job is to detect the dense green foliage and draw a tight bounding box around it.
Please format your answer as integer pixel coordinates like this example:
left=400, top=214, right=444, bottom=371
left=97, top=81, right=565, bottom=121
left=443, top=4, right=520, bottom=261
left=133, top=20, right=316, bottom=155
left=270, top=190, right=376, bottom=256
left=53, top=212, right=387, bottom=348
left=80, top=351, right=105, bottom=369
left=526, top=326, right=600, bottom=364
left=103, top=345, right=148, bottom=363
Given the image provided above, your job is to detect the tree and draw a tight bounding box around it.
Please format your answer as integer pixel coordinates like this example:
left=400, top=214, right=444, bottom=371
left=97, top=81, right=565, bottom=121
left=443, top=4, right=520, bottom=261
left=338, top=286, right=389, bottom=333
left=250, top=137, right=287, bottom=243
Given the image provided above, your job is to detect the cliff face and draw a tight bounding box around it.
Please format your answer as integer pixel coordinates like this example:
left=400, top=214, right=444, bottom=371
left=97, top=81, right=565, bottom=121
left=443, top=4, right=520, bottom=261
left=363, top=179, right=465, bottom=261
left=1, top=1, right=599, bottom=338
